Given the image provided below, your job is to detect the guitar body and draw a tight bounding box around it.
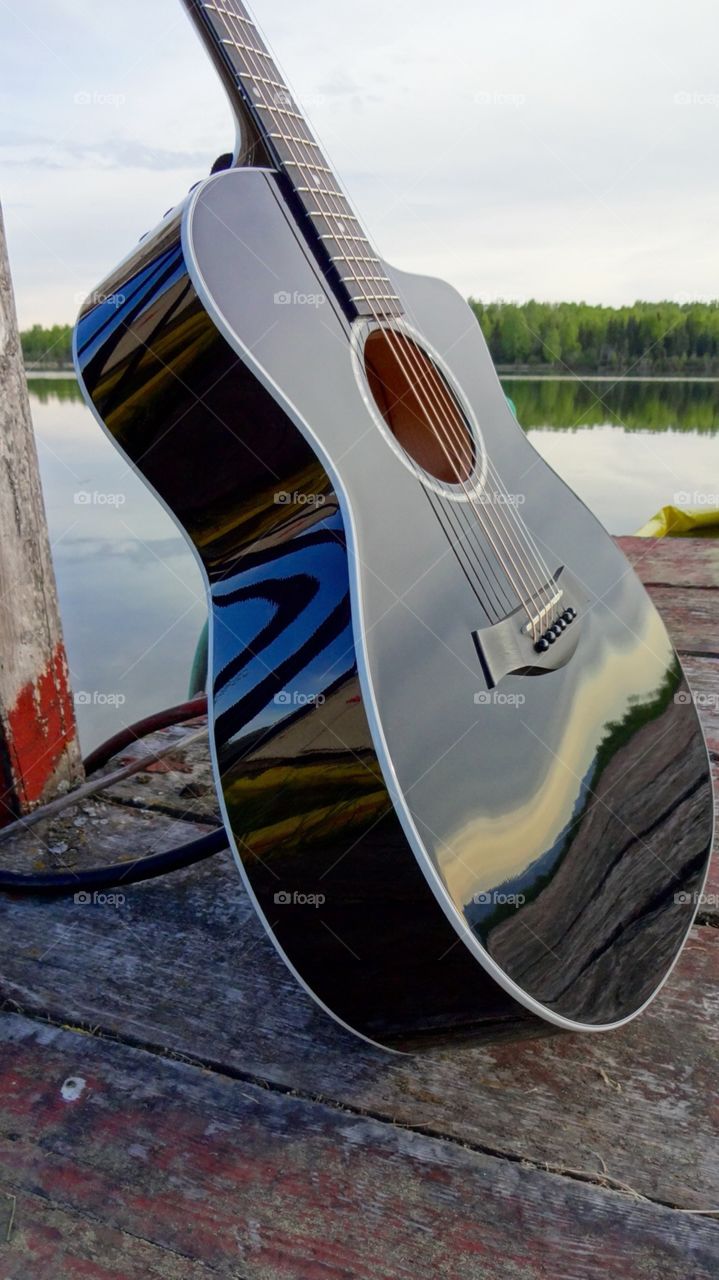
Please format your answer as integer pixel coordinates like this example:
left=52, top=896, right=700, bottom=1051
left=75, top=166, right=714, bottom=1050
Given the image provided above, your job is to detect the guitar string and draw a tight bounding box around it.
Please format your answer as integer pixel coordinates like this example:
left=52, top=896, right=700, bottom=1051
left=206, top=2, right=552, bottom=633
left=204, top=1, right=558, bottom=631
left=204, top=3, right=522, bottom=622
left=205, top=3, right=533, bottom=624
left=205, top=2, right=558, bottom=637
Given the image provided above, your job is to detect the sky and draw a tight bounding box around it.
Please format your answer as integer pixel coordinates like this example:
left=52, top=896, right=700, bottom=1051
left=1, top=0, right=718, bottom=327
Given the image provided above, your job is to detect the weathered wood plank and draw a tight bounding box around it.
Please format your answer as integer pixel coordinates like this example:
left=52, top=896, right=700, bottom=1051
left=0, top=1190, right=219, bottom=1279
left=0, top=846, right=717, bottom=1211
left=617, top=536, right=719, bottom=590
left=0, top=531, right=716, bottom=1271
left=0, top=1013, right=717, bottom=1280
left=0, top=784, right=218, bottom=879
left=100, top=721, right=218, bottom=825
left=641, top=585, right=718, bottom=655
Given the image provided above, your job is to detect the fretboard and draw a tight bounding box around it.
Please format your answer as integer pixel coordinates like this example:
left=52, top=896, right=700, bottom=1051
left=186, top=0, right=402, bottom=320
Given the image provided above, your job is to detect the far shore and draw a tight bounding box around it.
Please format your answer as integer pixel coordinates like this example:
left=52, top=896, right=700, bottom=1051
left=23, top=364, right=719, bottom=384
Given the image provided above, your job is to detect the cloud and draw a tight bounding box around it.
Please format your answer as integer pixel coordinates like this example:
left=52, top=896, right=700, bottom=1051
left=0, top=130, right=211, bottom=172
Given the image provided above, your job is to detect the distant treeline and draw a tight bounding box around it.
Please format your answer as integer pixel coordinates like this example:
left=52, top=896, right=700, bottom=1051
left=21, top=323, right=73, bottom=368
left=20, top=301, right=719, bottom=374
left=470, top=300, right=719, bottom=374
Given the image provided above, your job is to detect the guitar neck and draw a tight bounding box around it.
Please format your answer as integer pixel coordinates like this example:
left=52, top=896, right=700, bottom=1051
left=183, top=0, right=402, bottom=320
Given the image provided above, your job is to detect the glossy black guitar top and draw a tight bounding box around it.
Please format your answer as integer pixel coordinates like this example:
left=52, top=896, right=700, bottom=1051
left=74, top=0, right=714, bottom=1051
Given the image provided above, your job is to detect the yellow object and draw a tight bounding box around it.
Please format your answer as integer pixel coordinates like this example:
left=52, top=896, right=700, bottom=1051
left=635, top=505, right=719, bottom=538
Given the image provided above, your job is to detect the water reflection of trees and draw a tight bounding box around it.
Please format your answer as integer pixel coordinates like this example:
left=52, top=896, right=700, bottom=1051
left=27, top=377, right=84, bottom=405
left=28, top=373, right=719, bottom=436
left=502, top=377, right=719, bottom=434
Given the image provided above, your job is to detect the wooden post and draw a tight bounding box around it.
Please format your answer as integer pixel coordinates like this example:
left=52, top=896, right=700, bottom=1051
left=0, top=203, right=83, bottom=824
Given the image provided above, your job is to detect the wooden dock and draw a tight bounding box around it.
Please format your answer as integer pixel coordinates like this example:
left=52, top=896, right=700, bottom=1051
left=0, top=536, right=716, bottom=1278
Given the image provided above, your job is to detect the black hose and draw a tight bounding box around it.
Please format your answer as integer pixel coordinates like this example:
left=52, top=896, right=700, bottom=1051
left=0, top=700, right=229, bottom=898
left=83, top=695, right=208, bottom=775
left=0, top=829, right=228, bottom=897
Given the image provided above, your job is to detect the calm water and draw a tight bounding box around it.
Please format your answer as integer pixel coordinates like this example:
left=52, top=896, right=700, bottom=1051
left=28, top=375, right=719, bottom=752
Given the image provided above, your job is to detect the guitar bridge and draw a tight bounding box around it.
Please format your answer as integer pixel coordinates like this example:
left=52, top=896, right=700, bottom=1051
left=472, top=568, right=584, bottom=691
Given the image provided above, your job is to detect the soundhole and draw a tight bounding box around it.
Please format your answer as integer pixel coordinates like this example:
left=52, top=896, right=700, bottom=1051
left=363, top=328, right=475, bottom=484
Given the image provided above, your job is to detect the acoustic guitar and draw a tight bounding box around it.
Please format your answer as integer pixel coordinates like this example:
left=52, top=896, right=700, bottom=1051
left=74, top=0, right=714, bottom=1051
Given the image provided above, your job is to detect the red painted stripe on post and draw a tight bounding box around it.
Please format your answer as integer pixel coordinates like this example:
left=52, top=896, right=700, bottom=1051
left=1, top=643, right=77, bottom=820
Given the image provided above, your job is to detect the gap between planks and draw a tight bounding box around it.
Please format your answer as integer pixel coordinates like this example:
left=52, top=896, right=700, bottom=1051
left=2, top=987, right=717, bottom=1222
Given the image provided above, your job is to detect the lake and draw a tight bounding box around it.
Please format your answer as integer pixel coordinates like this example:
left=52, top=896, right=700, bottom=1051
left=28, top=375, right=719, bottom=752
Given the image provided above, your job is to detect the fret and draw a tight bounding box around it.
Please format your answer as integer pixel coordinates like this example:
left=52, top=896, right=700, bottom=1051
left=202, top=3, right=255, bottom=25
left=296, top=186, right=349, bottom=201
left=307, top=210, right=359, bottom=224
left=330, top=254, right=381, bottom=266
left=350, top=294, right=401, bottom=304
left=284, top=162, right=334, bottom=175
left=192, top=0, right=404, bottom=321
left=253, top=102, right=306, bottom=123
left=220, top=39, right=273, bottom=60
left=319, top=233, right=372, bottom=246
left=233, top=69, right=288, bottom=94
left=268, top=133, right=321, bottom=149
left=344, top=275, right=393, bottom=286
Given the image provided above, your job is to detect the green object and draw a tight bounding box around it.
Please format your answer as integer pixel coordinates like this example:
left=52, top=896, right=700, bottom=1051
left=189, top=618, right=209, bottom=697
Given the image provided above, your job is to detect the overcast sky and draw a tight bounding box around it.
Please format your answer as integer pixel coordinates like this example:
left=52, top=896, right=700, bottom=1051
left=2, top=0, right=718, bottom=326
